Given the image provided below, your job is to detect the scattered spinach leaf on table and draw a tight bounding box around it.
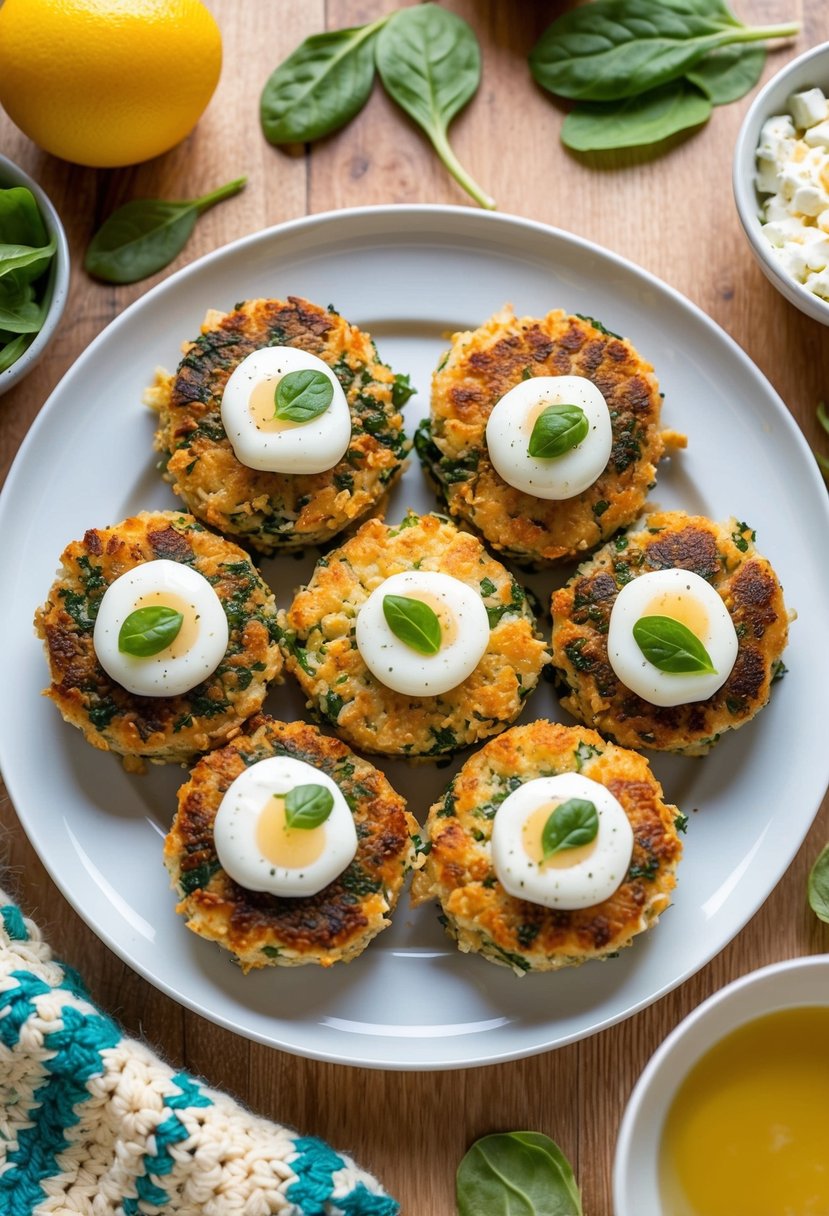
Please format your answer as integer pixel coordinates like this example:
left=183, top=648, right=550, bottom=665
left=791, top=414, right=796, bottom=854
left=562, top=79, right=712, bottom=151
left=456, top=1131, right=582, bottom=1215
left=808, top=844, right=829, bottom=923
left=84, top=176, right=246, bottom=285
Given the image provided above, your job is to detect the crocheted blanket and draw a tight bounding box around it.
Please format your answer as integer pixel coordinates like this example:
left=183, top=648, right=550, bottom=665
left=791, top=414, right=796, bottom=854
left=0, top=889, right=399, bottom=1216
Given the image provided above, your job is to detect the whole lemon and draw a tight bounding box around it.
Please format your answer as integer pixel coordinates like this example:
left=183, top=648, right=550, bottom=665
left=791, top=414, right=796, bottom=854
left=0, top=0, right=222, bottom=168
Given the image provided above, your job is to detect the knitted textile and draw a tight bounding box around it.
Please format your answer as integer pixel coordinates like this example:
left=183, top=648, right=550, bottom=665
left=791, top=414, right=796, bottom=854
left=0, top=890, right=399, bottom=1216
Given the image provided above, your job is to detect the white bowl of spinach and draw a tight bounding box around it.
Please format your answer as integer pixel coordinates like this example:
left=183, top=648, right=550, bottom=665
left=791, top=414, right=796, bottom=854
left=0, top=154, right=69, bottom=395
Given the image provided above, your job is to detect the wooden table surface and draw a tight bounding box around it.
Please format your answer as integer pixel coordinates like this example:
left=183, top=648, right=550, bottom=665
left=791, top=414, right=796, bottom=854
left=2, top=2, right=828, bottom=1212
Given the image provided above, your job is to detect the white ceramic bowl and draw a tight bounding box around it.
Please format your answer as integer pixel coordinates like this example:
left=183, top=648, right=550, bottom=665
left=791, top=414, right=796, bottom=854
left=734, top=41, right=829, bottom=325
left=0, top=154, right=70, bottom=395
left=613, top=954, right=829, bottom=1215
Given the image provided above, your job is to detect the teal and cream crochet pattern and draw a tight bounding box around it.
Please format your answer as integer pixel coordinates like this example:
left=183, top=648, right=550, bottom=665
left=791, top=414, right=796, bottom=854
left=0, top=891, right=399, bottom=1216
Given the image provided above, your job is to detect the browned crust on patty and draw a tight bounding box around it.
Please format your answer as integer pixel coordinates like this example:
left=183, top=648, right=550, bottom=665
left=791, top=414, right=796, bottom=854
left=278, top=512, right=550, bottom=758
left=148, top=297, right=410, bottom=553
left=411, top=720, right=682, bottom=972
left=34, top=511, right=282, bottom=766
left=551, top=512, right=790, bottom=755
left=421, top=306, right=682, bottom=564
left=164, top=716, right=419, bottom=969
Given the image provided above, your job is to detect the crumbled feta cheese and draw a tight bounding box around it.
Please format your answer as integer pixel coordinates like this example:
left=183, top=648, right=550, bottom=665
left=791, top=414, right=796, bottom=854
left=788, top=88, right=828, bottom=130
left=755, top=87, right=829, bottom=299
left=804, top=119, right=829, bottom=149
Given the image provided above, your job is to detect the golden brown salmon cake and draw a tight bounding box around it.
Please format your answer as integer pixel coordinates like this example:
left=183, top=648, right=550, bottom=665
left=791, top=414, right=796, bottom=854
left=551, top=512, right=791, bottom=756
left=35, top=511, right=282, bottom=768
left=147, top=296, right=412, bottom=553
left=278, top=512, right=550, bottom=759
left=411, top=720, right=682, bottom=973
left=417, top=305, right=684, bottom=565
left=164, top=716, right=419, bottom=970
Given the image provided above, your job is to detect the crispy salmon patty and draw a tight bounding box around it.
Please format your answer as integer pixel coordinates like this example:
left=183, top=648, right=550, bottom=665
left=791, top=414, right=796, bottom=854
left=35, top=511, right=282, bottom=768
left=418, top=306, right=683, bottom=564
left=164, top=716, right=419, bottom=970
left=551, top=512, right=790, bottom=755
left=277, top=512, right=550, bottom=759
left=411, top=720, right=682, bottom=973
left=147, top=296, right=412, bottom=553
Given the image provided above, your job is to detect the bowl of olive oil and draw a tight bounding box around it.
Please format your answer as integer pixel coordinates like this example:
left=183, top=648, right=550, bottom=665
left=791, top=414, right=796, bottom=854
left=614, top=956, right=829, bottom=1216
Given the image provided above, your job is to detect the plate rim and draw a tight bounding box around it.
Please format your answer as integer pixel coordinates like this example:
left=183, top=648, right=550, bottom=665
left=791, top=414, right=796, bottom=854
left=3, top=203, right=828, bottom=1070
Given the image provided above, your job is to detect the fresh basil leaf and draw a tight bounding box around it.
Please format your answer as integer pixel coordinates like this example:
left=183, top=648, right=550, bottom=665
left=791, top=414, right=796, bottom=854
left=284, top=783, right=335, bottom=830
left=529, top=0, right=798, bottom=103
left=382, top=593, right=442, bottom=656
left=527, top=404, right=589, bottom=458
left=563, top=79, right=712, bottom=151
left=457, top=1132, right=582, bottom=1216
left=808, top=844, right=829, bottom=923
left=84, top=177, right=246, bottom=285
left=376, top=4, right=495, bottom=210
left=542, top=799, right=599, bottom=859
left=633, top=614, right=717, bottom=674
left=118, top=606, right=183, bottom=657
left=261, top=20, right=384, bottom=144
left=0, top=187, right=48, bottom=248
left=273, top=368, right=334, bottom=423
left=685, top=43, right=765, bottom=104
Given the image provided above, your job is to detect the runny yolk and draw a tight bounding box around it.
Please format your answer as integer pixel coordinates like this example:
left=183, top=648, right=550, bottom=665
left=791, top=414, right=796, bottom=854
left=248, top=377, right=301, bottom=433
left=522, top=800, right=599, bottom=870
left=406, top=590, right=457, bottom=648
left=134, top=590, right=199, bottom=660
left=255, top=794, right=326, bottom=870
left=644, top=589, right=708, bottom=640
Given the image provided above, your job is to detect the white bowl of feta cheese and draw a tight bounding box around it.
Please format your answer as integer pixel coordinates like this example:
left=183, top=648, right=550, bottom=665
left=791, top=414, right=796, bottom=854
left=734, top=41, right=829, bottom=325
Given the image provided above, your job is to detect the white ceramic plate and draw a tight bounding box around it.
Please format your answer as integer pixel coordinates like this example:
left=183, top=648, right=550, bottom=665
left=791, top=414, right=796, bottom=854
left=2, top=206, right=827, bottom=1070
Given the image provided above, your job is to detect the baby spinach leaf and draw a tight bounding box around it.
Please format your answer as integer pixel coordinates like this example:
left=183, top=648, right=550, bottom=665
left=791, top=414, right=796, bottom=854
left=284, top=784, right=334, bottom=830
left=530, top=0, right=797, bottom=102
left=562, top=79, right=712, bottom=152
left=0, top=333, right=31, bottom=373
left=457, top=1131, right=582, bottom=1216
left=633, top=614, right=717, bottom=674
left=118, top=606, right=183, bottom=657
left=528, top=404, right=589, bottom=457
left=0, top=186, right=48, bottom=248
left=383, top=593, right=442, bottom=656
left=261, top=20, right=385, bottom=144
left=274, top=369, right=334, bottom=422
left=0, top=236, right=57, bottom=284
left=685, top=43, right=765, bottom=104
left=376, top=3, right=495, bottom=209
left=84, top=176, right=246, bottom=285
left=0, top=275, right=43, bottom=334
left=807, top=844, right=829, bottom=924
left=542, top=799, right=599, bottom=859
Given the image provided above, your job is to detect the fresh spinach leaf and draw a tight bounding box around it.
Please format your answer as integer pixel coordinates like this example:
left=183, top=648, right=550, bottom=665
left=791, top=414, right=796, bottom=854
left=808, top=844, right=829, bottom=923
left=685, top=42, right=765, bottom=104
left=260, top=19, right=385, bottom=144
left=118, top=606, right=183, bottom=657
left=376, top=3, right=494, bottom=209
left=542, top=799, right=599, bottom=859
left=84, top=177, right=246, bottom=285
left=274, top=369, right=334, bottom=422
left=284, top=783, right=335, bottom=830
left=528, top=404, right=589, bottom=457
left=0, top=186, right=48, bottom=248
left=530, top=0, right=797, bottom=102
left=457, top=1131, right=582, bottom=1216
left=0, top=275, right=43, bottom=333
left=563, top=79, right=711, bottom=151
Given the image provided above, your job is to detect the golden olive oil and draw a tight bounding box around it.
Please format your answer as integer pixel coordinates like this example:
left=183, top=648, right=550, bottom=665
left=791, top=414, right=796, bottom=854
left=659, top=1006, right=829, bottom=1216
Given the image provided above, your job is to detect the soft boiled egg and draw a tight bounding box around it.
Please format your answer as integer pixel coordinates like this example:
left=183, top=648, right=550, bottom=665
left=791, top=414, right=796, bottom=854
left=93, top=559, right=229, bottom=697
left=485, top=374, right=613, bottom=500
left=607, top=567, right=738, bottom=708
left=220, top=346, right=351, bottom=474
left=355, top=570, right=490, bottom=697
left=491, top=772, right=634, bottom=910
left=212, top=756, right=357, bottom=897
